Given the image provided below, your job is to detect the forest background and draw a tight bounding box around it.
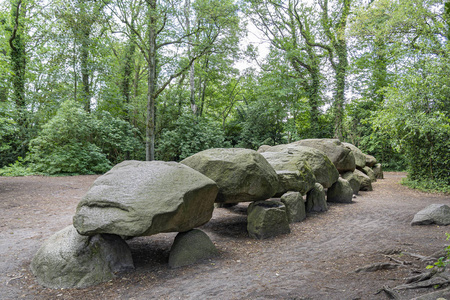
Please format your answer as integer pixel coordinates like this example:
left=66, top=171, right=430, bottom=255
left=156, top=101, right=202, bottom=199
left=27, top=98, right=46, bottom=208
left=0, top=0, right=448, bottom=192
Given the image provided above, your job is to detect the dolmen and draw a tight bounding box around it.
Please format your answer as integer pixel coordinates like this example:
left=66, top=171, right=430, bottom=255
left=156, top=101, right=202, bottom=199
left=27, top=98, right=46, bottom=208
left=32, top=161, right=220, bottom=288
left=31, top=139, right=382, bottom=289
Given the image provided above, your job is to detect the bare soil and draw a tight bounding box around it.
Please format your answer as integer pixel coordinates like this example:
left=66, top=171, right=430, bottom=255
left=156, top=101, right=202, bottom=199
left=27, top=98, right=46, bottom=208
left=1, top=172, right=450, bottom=300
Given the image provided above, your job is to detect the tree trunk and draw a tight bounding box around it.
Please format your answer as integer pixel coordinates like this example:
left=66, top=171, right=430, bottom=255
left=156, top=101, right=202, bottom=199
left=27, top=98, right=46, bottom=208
left=122, top=39, right=136, bottom=122
left=185, top=0, right=197, bottom=115
left=9, top=0, right=26, bottom=110
left=146, top=0, right=157, bottom=161
left=333, top=41, right=347, bottom=141
left=80, top=27, right=91, bottom=112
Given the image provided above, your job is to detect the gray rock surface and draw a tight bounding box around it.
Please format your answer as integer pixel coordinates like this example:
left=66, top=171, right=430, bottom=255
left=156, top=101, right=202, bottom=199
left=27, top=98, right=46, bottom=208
left=353, top=169, right=373, bottom=191
left=294, top=139, right=356, bottom=173
left=373, top=163, right=383, bottom=179
left=411, top=204, right=450, bottom=226
left=247, top=200, right=290, bottom=239
left=362, top=166, right=377, bottom=182
left=168, top=229, right=218, bottom=268
left=342, top=171, right=361, bottom=195
left=280, top=192, right=306, bottom=223
left=365, top=154, right=377, bottom=167
left=306, top=183, right=327, bottom=212
left=260, top=150, right=316, bottom=195
left=260, top=144, right=339, bottom=189
left=181, top=148, right=279, bottom=204
left=342, top=142, right=366, bottom=169
left=327, top=178, right=354, bottom=203
left=73, top=160, right=218, bottom=237
left=31, top=225, right=134, bottom=289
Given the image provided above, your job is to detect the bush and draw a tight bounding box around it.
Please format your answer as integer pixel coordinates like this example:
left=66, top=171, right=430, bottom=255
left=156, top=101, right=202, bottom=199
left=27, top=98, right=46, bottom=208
left=157, top=113, right=229, bottom=161
left=28, top=100, right=112, bottom=175
left=24, top=100, right=144, bottom=175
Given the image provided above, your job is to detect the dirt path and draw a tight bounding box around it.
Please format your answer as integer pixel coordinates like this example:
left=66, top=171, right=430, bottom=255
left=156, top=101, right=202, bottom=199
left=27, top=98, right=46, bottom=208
left=1, top=172, right=449, bottom=299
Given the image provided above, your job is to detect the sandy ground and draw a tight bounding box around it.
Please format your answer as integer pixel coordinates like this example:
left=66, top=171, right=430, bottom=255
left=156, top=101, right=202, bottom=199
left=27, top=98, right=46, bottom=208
left=1, top=172, right=450, bottom=300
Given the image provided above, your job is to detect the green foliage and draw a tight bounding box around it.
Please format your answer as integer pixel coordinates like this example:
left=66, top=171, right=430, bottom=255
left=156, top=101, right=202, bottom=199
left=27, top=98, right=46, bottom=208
left=156, top=112, right=229, bottom=161
left=28, top=100, right=111, bottom=175
left=25, top=100, right=144, bottom=175
left=374, top=58, right=450, bottom=189
left=92, top=111, right=145, bottom=164
left=237, top=99, right=287, bottom=149
left=427, top=233, right=450, bottom=270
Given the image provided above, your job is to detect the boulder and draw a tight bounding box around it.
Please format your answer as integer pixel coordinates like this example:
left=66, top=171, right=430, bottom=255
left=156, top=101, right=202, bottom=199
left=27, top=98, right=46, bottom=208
left=373, top=163, right=384, bottom=179
left=280, top=192, right=306, bottom=223
left=341, top=171, right=361, bottom=195
left=260, top=144, right=339, bottom=189
left=293, top=139, right=356, bottom=173
left=257, top=145, right=271, bottom=153
left=306, top=183, right=327, bottom=213
left=342, top=142, right=366, bottom=169
left=168, top=229, right=218, bottom=268
left=260, top=150, right=316, bottom=195
left=31, top=226, right=134, bottom=289
left=247, top=200, right=290, bottom=239
left=327, top=178, right=353, bottom=203
left=181, top=148, right=279, bottom=204
left=362, top=166, right=377, bottom=182
left=411, top=204, right=450, bottom=226
left=353, top=169, right=373, bottom=191
left=73, top=160, right=218, bottom=237
left=365, top=154, right=377, bottom=167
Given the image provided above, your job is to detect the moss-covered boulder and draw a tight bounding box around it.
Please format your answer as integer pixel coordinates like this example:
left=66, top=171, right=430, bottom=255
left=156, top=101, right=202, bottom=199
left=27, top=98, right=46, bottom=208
left=73, top=160, right=218, bottom=237
left=306, top=183, right=327, bottom=213
left=342, top=171, right=361, bottom=195
left=280, top=192, right=306, bottom=223
left=260, top=150, right=316, bottom=195
left=342, top=142, right=366, bottom=169
left=260, top=144, right=339, bottom=189
left=247, top=200, right=290, bottom=239
left=327, top=178, right=353, bottom=203
left=373, top=163, right=383, bottom=179
left=362, top=166, right=377, bottom=182
left=294, top=139, right=356, bottom=173
left=353, top=169, right=373, bottom=191
left=365, top=154, right=377, bottom=168
left=31, top=226, right=134, bottom=289
left=181, top=148, right=279, bottom=204
left=168, top=229, right=218, bottom=268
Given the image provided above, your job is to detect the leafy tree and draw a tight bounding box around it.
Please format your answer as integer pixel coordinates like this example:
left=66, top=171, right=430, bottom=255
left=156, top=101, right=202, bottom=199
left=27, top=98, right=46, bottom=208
left=27, top=100, right=144, bottom=174
left=156, top=111, right=228, bottom=161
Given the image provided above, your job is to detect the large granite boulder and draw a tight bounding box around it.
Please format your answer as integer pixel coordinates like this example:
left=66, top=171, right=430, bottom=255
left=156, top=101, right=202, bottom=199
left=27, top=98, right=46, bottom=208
left=293, top=139, right=356, bottom=173
left=327, top=178, right=353, bottom=203
left=353, top=169, right=373, bottom=191
left=247, top=200, right=290, bottom=239
left=260, top=144, right=339, bottom=189
left=280, top=192, right=306, bottom=223
left=342, top=142, right=366, bottom=169
left=260, top=150, right=316, bottom=195
left=373, top=163, right=384, bottom=179
left=73, top=160, right=218, bottom=237
left=31, top=226, right=134, bottom=289
left=362, top=166, right=377, bottom=182
left=168, top=229, right=218, bottom=268
left=306, top=183, right=327, bottom=212
left=341, top=171, right=361, bottom=195
left=181, top=148, right=279, bottom=204
left=365, top=154, right=377, bottom=168
left=411, top=204, right=450, bottom=226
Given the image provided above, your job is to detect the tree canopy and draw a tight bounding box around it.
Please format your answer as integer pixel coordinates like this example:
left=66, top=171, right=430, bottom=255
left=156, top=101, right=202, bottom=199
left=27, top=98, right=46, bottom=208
left=0, top=0, right=448, bottom=192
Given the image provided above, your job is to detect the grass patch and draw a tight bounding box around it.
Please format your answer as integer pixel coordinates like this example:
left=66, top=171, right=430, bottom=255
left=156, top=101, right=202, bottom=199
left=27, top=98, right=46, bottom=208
left=401, top=177, right=450, bottom=194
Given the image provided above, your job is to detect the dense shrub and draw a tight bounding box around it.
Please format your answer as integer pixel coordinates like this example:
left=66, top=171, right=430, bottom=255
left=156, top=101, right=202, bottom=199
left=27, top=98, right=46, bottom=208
left=156, top=112, right=229, bottom=161
left=26, top=100, right=144, bottom=175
